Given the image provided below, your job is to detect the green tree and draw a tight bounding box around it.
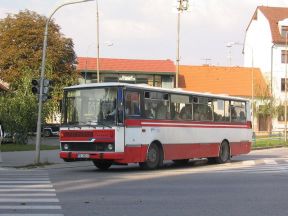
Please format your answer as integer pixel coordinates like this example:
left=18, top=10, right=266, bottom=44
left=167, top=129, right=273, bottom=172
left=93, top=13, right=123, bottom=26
left=0, top=69, right=38, bottom=144
left=0, top=10, right=78, bottom=88
left=253, top=81, right=276, bottom=132
left=0, top=10, right=79, bottom=142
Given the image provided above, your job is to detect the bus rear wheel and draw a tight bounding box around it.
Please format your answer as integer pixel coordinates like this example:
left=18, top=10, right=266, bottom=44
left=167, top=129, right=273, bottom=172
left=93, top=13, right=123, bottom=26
left=93, top=160, right=112, bottom=170
left=215, top=140, right=230, bottom=164
left=139, top=143, right=162, bottom=170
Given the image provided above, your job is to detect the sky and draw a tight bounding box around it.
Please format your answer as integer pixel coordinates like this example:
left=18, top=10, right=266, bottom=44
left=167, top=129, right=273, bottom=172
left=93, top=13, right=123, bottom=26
left=1, top=0, right=288, bottom=67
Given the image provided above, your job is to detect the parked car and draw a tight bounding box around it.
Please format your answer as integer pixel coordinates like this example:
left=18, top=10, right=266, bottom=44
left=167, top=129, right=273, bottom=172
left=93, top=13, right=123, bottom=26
left=2, top=132, right=14, bottom=143
left=43, top=125, right=60, bottom=137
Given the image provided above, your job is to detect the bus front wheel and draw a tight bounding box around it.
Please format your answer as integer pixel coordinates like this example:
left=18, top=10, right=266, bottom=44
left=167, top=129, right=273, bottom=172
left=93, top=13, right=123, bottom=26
left=139, top=143, right=162, bottom=170
left=93, top=160, right=112, bottom=170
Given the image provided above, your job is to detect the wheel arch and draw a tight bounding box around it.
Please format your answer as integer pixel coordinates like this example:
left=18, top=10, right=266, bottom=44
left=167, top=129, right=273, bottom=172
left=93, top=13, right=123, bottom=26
left=148, top=140, right=164, bottom=162
left=220, top=139, right=231, bottom=155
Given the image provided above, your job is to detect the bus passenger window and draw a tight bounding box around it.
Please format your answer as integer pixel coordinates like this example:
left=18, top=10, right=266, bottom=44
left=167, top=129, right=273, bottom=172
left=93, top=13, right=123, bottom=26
left=144, top=91, right=170, bottom=120
left=171, top=94, right=190, bottom=120
left=125, top=91, right=141, bottom=117
left=193, top=97, right=213, bottom=121
left=213, top=99, right=224, bottom=122
left=144, top=100, right=155, bottom=119
left=230, top=101, right=246, bottom=122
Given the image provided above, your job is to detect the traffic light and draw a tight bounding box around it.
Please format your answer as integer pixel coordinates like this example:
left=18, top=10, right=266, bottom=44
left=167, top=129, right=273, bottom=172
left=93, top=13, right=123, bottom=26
left=31, top=79, right=40, bottom=95
left=42, top=78, right=53, bottom=102
left=31, top=78, right=53, bottom=102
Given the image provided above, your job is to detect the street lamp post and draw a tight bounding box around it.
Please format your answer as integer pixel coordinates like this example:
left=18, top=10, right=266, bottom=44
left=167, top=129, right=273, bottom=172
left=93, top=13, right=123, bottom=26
left=227, top=42, right=254, bottom=131
left=175, top=0, right=189, bottom=88
left=96, top=0, right=100, bottom=83
left=35, top=0, right=94, bottom=164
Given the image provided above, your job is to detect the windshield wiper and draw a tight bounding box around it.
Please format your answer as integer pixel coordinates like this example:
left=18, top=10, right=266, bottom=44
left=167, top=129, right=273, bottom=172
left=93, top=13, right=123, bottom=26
left=96, top=121, right=112, bottom=128
left=62, top=121, right=112, bottom=129
left=63, top=122, right=81, bottom=129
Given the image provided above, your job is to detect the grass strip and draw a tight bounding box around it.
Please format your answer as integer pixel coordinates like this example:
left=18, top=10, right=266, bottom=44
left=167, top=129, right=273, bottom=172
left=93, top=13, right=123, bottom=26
left=0, top=144, right=58, bottom=152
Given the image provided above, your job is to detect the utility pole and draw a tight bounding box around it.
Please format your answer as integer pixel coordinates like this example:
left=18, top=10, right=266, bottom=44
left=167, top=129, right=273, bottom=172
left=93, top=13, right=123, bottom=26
left=175, top=0, right=189, bottom=88
left=35, top=0, right=94, bottom=164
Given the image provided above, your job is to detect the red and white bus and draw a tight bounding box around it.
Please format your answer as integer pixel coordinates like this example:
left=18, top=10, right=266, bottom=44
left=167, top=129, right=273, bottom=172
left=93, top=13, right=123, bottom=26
left=59, top=83, right=252, bottom=170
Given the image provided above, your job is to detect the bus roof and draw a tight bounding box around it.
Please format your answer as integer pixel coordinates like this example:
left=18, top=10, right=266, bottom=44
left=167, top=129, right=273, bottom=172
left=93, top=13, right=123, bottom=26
left=64, top=82, right=249, bottom=102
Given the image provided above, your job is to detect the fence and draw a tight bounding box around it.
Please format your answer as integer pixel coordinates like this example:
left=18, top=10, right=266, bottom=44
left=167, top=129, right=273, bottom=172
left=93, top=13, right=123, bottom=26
left=252, top=131, right=288, bottom=149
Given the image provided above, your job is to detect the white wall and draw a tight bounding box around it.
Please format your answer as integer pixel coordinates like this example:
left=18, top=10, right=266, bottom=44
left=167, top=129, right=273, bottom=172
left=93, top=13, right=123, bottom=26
left=243, top=8, right=288, bottom=131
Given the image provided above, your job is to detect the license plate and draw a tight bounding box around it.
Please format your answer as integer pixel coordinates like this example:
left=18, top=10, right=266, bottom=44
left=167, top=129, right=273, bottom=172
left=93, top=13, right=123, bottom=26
left=78, top=154, right=90, bottom=158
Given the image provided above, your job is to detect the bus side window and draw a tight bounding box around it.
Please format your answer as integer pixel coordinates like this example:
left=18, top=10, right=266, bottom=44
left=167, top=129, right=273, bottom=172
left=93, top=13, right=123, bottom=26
left=213, top=99, right=224, bottom=122
left=144, top=99, right=155, bottom=119
left=125, top=91, right=141, bottom=117
left=230, top=101, right=246, bottom=122
left=144, top=91, right=170, bottom=120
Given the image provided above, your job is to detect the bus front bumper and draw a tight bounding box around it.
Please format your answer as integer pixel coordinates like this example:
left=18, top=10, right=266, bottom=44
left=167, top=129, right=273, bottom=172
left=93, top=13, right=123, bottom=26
left=59, top=151, right=125, bottom=160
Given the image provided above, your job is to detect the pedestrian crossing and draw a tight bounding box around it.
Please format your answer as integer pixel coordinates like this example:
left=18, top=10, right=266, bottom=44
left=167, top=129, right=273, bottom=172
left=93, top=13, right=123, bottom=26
left=0, top=169, right=63, bottom=216
left=216, top=158, right=288, bottom=174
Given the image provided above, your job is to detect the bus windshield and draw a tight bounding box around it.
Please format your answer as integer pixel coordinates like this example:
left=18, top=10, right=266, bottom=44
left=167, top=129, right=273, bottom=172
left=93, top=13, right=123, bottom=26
left=62, top=87, right=118, bottom=126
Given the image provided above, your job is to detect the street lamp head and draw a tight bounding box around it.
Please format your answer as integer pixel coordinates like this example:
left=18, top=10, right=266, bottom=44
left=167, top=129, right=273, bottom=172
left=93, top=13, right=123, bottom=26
left=104, top=41, right=114, bottom=47
left=61, top=0, right=94, bottom=4
left=177, top=0, right=189, bottom=12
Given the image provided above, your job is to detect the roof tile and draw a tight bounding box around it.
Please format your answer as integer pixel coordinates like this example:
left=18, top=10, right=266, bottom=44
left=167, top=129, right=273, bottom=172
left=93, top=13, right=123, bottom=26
left=77, top=57, right=176, bottom=73
left=179, top=65, right=268, bottom=97
left=257, top=6, right=288, bottom=44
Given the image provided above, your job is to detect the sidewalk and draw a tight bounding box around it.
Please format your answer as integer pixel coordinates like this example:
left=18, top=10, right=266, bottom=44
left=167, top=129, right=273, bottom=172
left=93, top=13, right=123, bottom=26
left=0, top=149, right=65, bottom=168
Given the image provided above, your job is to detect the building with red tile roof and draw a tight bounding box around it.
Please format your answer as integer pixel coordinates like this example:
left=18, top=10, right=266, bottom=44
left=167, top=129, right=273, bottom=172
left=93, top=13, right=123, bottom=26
left=250, top=6, right=288, bottom=44
left=77, top=57, right=176, bottom=73
left=179, top=65, right=268, bottom=98
left=244, top=6, right=288, bottom=132
left=77, top=57, right=176, bottom=88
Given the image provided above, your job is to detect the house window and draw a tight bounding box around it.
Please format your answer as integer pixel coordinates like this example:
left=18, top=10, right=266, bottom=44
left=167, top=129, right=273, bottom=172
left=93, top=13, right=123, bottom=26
left=281, top=78, right=288, bottom=91
left=277, top=105, right=288, bottom=122
left=281, top=26, right=288, bottom=37
left=281, top=50, right=288, bottom=63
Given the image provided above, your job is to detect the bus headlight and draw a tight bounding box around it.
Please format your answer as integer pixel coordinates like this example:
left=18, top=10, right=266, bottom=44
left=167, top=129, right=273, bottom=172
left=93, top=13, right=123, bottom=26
left=107, top=144, right=113, bottom=151
left=63, top=144, right=69, bottom=150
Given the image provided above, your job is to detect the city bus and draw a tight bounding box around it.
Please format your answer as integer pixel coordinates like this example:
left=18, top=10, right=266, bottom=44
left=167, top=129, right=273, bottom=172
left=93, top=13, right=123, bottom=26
left=59, top=83, right=252, bottom=170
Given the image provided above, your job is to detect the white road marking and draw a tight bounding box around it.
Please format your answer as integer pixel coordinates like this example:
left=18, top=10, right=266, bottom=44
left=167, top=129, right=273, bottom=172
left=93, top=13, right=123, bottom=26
left=263, top=159, right=278, bottom=165
left=0, top=181, right=51, bottom=184
left=0, top=198, right=59, bottom=202
left=0, top=194, right=56, bottom=197
left=0, top=170, right=63, bottom=216
left=0, top=189, right=55, bottom=192
left=242, top=160, right=256, bottom=165
left=0, top=178, right=49, bottom=181
left=0, top=185, right=53, bottom=188
left=0, top=214, right=64, bottom=216
left=0, top=206, right=61, bottom=209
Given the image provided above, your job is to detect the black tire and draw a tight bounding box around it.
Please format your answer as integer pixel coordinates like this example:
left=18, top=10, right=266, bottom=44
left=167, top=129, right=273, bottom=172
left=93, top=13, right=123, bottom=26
left=43, top=130, right=52, bottom=137
left=173, top=159, right=189, bottom=166
left=207, top=157, right=217, bottom=164
left=139, top=143, right=162, bottom=170
left=215, top=140, right=230, bottom=164
left=93, top=160, right=112, bottom=170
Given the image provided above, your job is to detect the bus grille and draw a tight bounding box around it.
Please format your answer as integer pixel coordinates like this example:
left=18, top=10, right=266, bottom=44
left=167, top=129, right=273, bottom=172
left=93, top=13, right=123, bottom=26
left=61, top=142, right=114, bottom=152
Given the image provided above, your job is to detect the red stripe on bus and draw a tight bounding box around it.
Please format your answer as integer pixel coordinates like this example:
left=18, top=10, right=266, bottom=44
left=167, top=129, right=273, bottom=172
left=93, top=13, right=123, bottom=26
left=59, top=145, right=148, bottom=164
left=163, top=142, right=251, bottom=160
left=60, top=142, right=251, bottom=164
left=125, top=119, right=250, bottom=129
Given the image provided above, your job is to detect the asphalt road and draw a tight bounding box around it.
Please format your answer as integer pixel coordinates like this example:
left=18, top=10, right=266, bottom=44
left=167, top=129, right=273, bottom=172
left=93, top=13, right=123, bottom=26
left=0, top=148, right=287, bottom=216
left=51, top=148, right=288, bottom=216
